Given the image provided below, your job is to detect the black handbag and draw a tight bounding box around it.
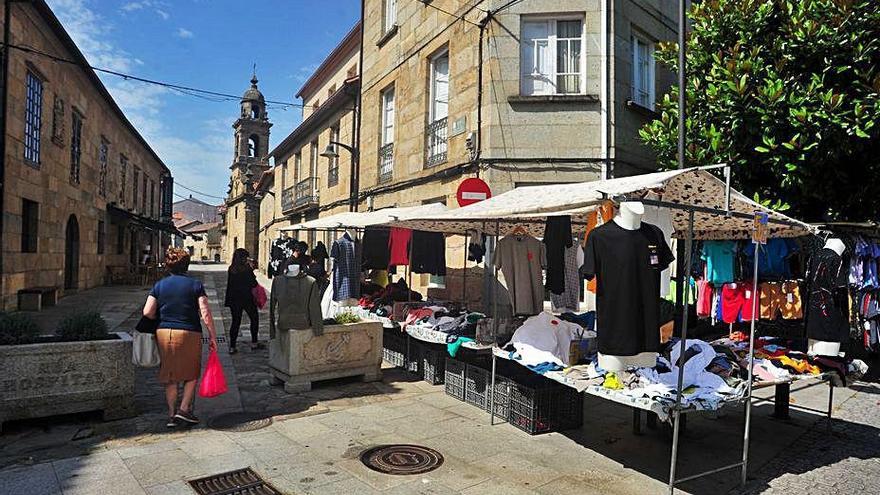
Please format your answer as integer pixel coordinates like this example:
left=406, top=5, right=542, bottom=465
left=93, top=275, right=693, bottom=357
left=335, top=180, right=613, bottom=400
left=136, top=315, right=159, bottom=334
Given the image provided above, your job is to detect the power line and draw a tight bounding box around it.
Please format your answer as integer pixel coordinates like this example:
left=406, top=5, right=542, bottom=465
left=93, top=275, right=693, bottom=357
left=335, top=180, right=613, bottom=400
left=174, top=181, right=226, bottom=200
left=2, top=42, right=306, bottom=109
left=417, top=0, right=482, bottom=27
left=490, top=0, right=524, bottom=15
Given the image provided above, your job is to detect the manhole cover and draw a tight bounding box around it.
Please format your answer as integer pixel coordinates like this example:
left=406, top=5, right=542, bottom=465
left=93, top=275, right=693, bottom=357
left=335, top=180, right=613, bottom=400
left=208, top=412, right=273, bottom=432
left=360, top=444, right=444, bottom=475
left=188, top=467, right=281, bottom=495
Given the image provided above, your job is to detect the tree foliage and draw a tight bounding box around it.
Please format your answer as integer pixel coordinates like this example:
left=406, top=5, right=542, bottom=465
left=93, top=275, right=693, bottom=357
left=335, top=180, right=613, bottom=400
left=640, top=0, right=880, bottom=221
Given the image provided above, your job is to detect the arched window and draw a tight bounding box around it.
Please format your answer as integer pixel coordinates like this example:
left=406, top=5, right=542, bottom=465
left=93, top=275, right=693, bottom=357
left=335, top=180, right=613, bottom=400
left=251, top=107, right=259, bottom=119
left=248, top=135, right=259, bottom=157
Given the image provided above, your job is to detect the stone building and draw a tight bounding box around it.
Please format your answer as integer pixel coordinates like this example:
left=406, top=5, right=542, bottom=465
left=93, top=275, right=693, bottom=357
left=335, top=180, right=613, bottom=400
left=181, top=222, right=222, bottom=263
left=0, top=0, right=174, bottom=310
left=220, top=76, right=272, bottom=264
left=173, top=196, right=219, bottom=224
left=353, top=0, right=676, bottom=296
left=257, top=23, right=362, bottom=270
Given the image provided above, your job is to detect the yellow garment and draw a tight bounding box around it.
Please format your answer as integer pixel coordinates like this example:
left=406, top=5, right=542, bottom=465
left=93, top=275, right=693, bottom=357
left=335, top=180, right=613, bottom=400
left=603, top=372, right=624, bottom=390
left=774, top=355, right=820, bottom=375
left=371, top=270, right=389, bottom=287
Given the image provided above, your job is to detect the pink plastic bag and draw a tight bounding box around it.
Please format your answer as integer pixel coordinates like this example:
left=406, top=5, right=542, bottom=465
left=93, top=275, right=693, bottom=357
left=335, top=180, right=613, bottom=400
left=252, top=284, right=267, bottom=310
left=198, top=350, right=228, bottom=398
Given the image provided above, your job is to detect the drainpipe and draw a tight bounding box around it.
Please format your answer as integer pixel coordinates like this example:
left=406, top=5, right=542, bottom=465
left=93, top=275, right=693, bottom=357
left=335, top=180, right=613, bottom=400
left=600, top=0, right=611, bottom=179
left=475, top=13, right=489, bottom=175
left=351, top=0, right=365, bottom=212
left=0, top=0, right=11, bottom=301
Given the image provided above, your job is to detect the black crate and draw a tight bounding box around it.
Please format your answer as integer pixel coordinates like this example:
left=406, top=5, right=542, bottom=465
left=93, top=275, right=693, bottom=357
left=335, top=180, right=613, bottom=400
left=507, top=379, right=583, bottom=435
left=382, top=328, right=406, bottom=368
left=421, top=345, right=446, bottom=385
left=444, top=357, right=466, bottom=401
left=405, top=338, right=422, bottom=375
left=463, top=362, right=513, bottom=417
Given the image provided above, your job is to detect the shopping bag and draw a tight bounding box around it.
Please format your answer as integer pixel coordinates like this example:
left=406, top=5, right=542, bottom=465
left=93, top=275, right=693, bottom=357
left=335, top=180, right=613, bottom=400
left=198, top=350, right=228, bottom=398
left=252, top=284, right=268, bottom=310
left=132, top=331, right=160, bottom=367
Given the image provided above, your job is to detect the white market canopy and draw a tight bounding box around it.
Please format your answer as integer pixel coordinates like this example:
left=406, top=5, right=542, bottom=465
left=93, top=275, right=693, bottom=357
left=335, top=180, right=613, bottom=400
left=279, top=203, right=448, bottom=232
left=385, top=169, right=816, bottom=240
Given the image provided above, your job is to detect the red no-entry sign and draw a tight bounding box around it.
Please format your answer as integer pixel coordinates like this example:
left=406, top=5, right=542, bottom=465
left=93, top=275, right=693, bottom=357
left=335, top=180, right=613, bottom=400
left=456, top=178, right=491, bottom=207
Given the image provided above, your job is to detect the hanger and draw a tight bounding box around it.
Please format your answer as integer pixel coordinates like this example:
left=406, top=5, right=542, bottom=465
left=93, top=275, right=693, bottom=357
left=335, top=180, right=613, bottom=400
left=511, top=225, right=528, bottom=238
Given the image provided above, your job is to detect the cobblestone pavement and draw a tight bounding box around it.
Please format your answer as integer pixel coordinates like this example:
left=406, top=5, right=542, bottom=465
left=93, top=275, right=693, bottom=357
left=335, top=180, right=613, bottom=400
left=1, top=264, right=877, bottom=495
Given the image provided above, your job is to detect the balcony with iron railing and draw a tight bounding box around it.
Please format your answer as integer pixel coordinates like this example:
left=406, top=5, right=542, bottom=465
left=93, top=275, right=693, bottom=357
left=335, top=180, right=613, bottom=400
left=379, top=143, right=394, bottom=184
left=281, top=185, right=295, bottom=213
left=425, top=117, right=448, bottom=168
left=295, top=177, right=319, bottom=209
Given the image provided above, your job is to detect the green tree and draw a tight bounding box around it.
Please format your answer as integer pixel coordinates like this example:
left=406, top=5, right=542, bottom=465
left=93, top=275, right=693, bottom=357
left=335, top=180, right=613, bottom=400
left=640, top=0, right=880, bottom=221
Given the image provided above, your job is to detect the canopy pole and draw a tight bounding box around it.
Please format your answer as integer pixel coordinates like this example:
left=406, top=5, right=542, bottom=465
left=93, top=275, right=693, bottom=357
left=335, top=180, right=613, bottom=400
left=492, top=220, right=500, bottom=336
left=668, top=208, right=694, bottom=494
left=407, top=230, right=414, bottom=304
left=741, top=242, right=761, bottom=486
left=462, top=232, right=469, bottom=307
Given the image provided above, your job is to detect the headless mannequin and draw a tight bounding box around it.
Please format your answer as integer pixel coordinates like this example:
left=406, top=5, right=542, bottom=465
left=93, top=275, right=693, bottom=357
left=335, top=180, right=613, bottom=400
left=286, top=264, right=301, bottom=277
left=328, top=230, right=359, bottom=307
left=809, top=238, right=847, bottom=357
left=598, top=201, right=659, bottom=371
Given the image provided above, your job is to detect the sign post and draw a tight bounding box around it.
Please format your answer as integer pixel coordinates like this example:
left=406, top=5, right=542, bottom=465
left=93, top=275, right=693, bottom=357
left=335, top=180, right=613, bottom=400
left=456, top=178, right=491, bottom=207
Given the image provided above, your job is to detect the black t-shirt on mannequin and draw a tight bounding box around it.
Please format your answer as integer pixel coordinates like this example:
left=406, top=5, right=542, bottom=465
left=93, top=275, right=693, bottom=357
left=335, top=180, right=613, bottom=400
left=583, top=221, right=675, bottom=356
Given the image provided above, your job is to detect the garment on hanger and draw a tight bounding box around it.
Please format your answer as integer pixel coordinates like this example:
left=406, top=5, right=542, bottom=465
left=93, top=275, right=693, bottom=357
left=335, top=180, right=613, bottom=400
left=410, top=231, right=446, bottom=275
left=330, top=232, right=361, bottom=302
left=642, top=204, right=674, bottom=297
left=468, top=233, right=487, bottom=263
left=701, top=240, right=737, bottom=285
left=543, top=216, right=573, bottom=295
left=388, top=228, right=412, bottom=267
left=361, top=228, right=391, bottom=270
left=269, top=271, right=324, bottom=338
left=550, top=243, right=584, bottom=313
left=583, top=221, right=674, bottom=355
left=743, top=238, right=798, bottom=279
left=496, top=234, right=546, bottom=315
left=806, top=248, right=849, bottom=344
left=584, top=201, right=614, bottom=293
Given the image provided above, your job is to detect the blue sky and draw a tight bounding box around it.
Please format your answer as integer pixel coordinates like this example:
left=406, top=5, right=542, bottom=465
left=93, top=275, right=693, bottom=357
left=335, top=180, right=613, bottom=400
left=46, top=0, right=360, bottom=205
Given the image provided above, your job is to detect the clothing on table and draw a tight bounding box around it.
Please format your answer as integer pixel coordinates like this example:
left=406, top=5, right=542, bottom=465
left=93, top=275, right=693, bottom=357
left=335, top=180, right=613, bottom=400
left=224, top=268, right=257, bottom=310
left=156, top=328, right=202, bottom=384
left=701, top=241, right=737, bottom=284
left=388, top=228, right=412, bottom=267
left=760, top=281, right=803, bottom=320
left=228, top=302, right=259, bottom=347
left=410, top=231, right=447, bottom=275
left=543, top=216, right=573, bottom=295
left=150, top=274, right=207, bottom=332
left=269, top=272, right=324, bottom=337
left=583, top=201, right=615, bottom=294
left=330, top=232, right=361, bottom=302
left=361, top=228, right=391, bottom=270
left=495, top=234, right=546, bottom=315
left=806, top=248, right=849, bottom=344
left=642, top=203, right=675, bottom=297
left=550, top=243, right=584, bottom=313
left=582, top=221, right=674, bottom=356
left=509, top=311, right=585, bottom=367
left=743, top=238, right=798, bottom=279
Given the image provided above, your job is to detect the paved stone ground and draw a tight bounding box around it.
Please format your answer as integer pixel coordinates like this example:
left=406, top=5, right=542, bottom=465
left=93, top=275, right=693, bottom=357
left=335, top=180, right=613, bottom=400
left=1, top=264, right=877, bottom=495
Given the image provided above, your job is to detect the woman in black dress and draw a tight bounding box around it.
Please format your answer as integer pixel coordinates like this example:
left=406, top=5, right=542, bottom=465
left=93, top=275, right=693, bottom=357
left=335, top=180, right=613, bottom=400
left=224, top=248, right=260, bottom=354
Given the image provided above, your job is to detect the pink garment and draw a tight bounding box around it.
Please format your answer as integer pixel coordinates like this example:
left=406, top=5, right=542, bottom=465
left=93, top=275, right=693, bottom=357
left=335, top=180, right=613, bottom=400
left=389, top=228, right=412, bottom=266
left=402, top=308, right=433, bottom=331
left=696, top=280, right=714, bottom=317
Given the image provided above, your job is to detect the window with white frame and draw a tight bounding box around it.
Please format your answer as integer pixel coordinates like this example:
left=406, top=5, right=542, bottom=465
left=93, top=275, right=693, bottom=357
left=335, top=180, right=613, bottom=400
left=24, top=71, right=43, bottom=165
left=520, top=17, right=585, bottom=96
left=294, top=152, right=302, bottom=184
left=328, top=124, right=340, bottom=187
left=632, top=33, right=656, bottom=109
left=309, top=140, right=318, bottom=179
left=427, top=49, right=449, bottom=166
left=383, top=0, right=397, bottom=33
left=379, top=86, right=395, bottom=182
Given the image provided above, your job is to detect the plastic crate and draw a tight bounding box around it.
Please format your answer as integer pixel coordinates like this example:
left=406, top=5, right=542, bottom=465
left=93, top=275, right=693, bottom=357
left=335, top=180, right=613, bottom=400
left=507, top=379, right=583, bottom=435
left=382, top=328, right=406, bottom=368
left=421, top=345, right=446, bottom=385
left=405, top=339, right=422, bottom=375
left=444, top=357, right=466, bottom=401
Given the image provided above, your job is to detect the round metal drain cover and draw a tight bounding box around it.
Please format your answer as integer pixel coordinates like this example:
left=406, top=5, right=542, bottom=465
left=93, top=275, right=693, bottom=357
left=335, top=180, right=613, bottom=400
left=360, top=444, right=444, bottom=475
left=208, top=412, right=273, bottom=432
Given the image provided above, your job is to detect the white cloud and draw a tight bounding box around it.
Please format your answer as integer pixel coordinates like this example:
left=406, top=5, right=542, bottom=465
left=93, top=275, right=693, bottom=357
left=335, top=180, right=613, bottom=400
left=156, top=9, right=170, bottom=20
left=46, top=0, right=232, bottom=197
left=291, top=63, right=320, bottom=84
left=176, top=27, right=194, bottom=39
left=120, top=0, right=170, bottom=20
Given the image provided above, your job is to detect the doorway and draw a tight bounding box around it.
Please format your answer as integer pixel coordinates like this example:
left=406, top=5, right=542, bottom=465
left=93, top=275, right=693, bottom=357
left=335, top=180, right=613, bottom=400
left=64, top=215, right=80, bottom=290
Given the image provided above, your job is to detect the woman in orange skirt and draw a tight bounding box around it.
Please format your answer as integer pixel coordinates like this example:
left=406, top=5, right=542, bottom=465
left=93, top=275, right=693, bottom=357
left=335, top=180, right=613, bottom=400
left=142, top=248, right=218, bottom=427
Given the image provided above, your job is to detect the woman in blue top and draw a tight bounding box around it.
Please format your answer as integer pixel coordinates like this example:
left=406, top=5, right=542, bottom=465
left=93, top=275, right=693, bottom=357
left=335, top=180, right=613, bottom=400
left=142, top=248, right=218, bottom=427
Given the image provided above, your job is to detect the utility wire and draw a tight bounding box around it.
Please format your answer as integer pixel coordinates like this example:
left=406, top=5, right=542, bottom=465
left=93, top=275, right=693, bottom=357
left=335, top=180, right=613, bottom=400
left=174, top=181, right=226, bottom=200
left=2, top=42, right=305, bottom=109
left=417, top=0, right=482, bottom=27
left=490, top=0, right=524, bottom=15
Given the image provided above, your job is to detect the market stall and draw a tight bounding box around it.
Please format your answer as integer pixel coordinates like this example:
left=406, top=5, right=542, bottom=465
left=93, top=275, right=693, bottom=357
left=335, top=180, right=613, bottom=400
left=381, top=167, right=865, bottom=493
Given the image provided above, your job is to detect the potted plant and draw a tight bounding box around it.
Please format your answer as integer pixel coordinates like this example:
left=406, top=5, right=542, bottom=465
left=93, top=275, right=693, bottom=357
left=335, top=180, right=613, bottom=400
left=0, top=311, right=135, bottom=432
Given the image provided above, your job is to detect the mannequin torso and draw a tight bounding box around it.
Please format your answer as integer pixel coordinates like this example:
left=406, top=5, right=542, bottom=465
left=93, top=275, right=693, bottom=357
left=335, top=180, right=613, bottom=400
left=824, top=238, right=845, bottom=257
left=613, top=202, right=645, bottom=230
left=809, top=238, right=847, bottom=356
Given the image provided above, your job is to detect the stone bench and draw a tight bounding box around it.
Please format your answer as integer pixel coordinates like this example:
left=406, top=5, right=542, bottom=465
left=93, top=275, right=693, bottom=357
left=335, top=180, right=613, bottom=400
left=17, top=286, right=58, bottom=311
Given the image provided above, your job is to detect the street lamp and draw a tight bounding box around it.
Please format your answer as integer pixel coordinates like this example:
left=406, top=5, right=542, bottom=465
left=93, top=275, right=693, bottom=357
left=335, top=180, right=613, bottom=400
left=320, top=141, right=360, bottom=212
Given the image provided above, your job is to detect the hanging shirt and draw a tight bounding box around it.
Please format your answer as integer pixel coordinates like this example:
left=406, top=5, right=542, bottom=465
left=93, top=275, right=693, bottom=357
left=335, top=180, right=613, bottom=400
left=743, top=238, right=797, bottom=278
left=550, top=243, right=584, bottom=313
left=410, top=231, right=446, bottom=276
left=583, top=221, right=674, bottom=356
left=701, top=240, right=737, bottom=284
left=388, top=228, right=412, bottom=267
left=543, top=216, right=573, bottom=296
left=806, top=248, right=850, bottom=344
left=330, top=233, right=361, bottom=302
left=361, top=228, right=391, bottom=270
left=642, top=205, right=674, bottom=297
left=495, top=234, right=547, bottom=316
